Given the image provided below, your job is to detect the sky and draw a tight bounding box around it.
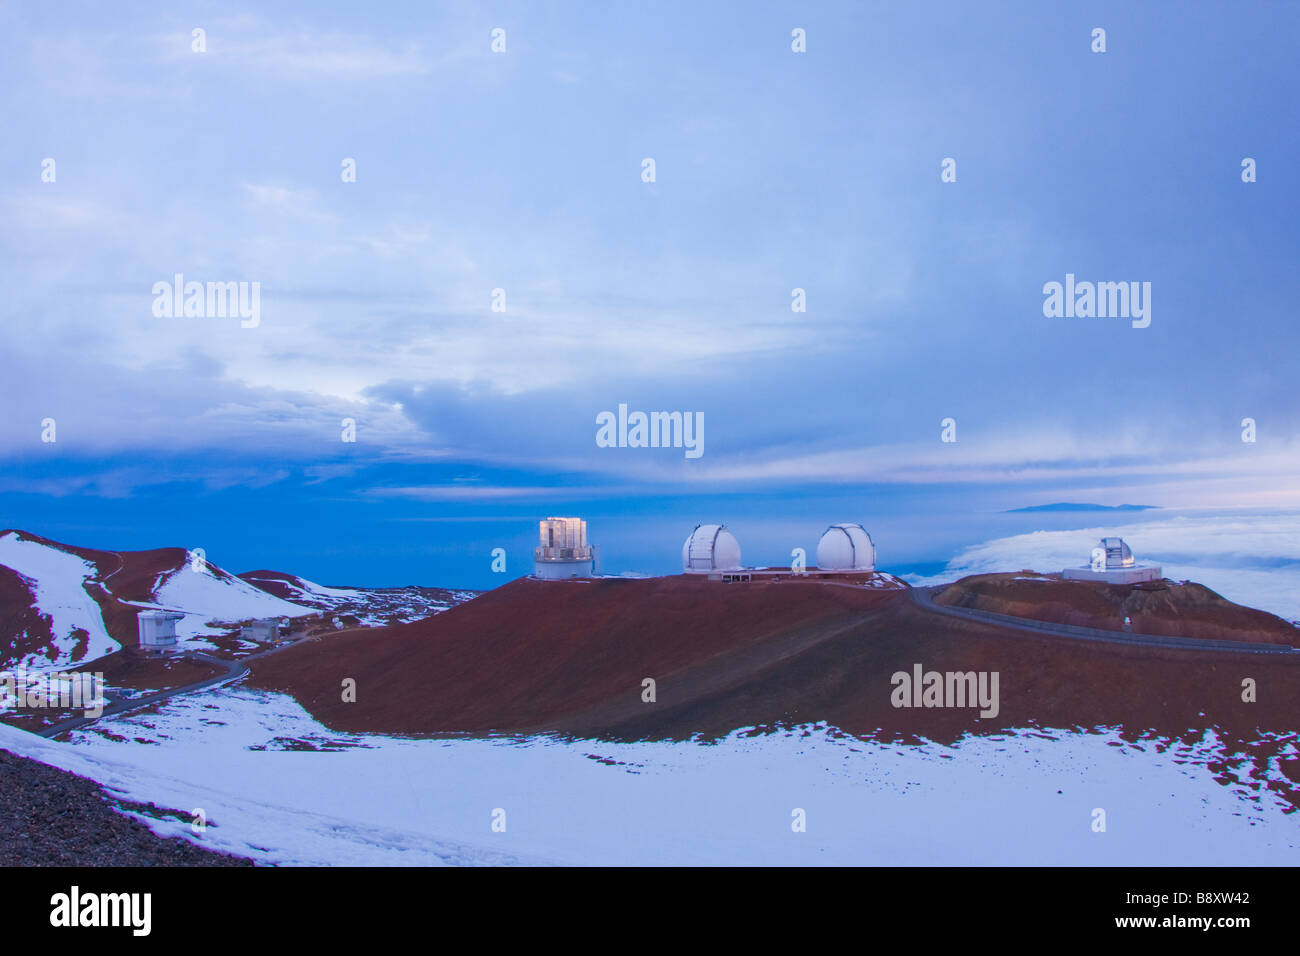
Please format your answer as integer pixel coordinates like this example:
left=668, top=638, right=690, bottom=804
left=1, top=1, right=1297, bottom=588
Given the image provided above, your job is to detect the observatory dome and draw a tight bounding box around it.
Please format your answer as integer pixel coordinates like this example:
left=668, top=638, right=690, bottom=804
left=1099, top=537, right=1134, bottom=569
left=682, top=524, right=742, bottom=573
left=1062, top=536, right=1159, bottom=584
left=816, top=523, right=875, bottom=571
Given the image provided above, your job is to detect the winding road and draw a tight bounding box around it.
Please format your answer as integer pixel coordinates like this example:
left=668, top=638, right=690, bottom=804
left=34, top=638, right=311, bottom=740
left=909, top=585, right=1300, bottom=656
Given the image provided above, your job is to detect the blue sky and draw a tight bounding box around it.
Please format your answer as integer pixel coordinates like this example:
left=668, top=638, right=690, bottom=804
left=1, top=1, right=1297, bottom=588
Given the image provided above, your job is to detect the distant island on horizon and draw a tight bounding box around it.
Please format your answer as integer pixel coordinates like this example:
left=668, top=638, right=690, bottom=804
left=1004, top=503, right=1159, bottom=514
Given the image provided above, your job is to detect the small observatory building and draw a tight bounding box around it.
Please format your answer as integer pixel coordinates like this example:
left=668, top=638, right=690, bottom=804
left=534, top=516, right=596, bottom=579
left=137, top=610, right=185, bottom=651
left=816, top=523, right=875, bottom=572
left=241, top=618, right=283, bottom=643
left=1062, top=537, right=1162, bottom=584
left=682, top=524, right=742, bottom=573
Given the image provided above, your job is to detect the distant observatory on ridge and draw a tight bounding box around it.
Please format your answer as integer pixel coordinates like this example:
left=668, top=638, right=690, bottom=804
left=816, top=523, right=875, bottom=571
left=524, top=515, right=1170, bottom=593
left=1062, top=537, right=1162, bottom=584
left=534, top=517, right=599, bottom=579
left=529, top=514, right=900, bottom=587
left=676, top=519, right=901, bottom=587
left=682, top=524, right=742, bottom=574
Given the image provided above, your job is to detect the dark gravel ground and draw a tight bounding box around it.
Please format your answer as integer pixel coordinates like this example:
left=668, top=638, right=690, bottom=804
left=0, top=748, right=255, bottom=866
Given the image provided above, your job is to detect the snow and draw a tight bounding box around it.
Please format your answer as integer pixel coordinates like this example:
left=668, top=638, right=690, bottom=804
left=0, top=532, right=118, bottom=669
left=290, top=576, right=365, bottom=600
left=904, top=512, right=1300, bottom=622
left=239, top=573, right=466, bottom=627
left=246, top=574, right=365, bottom=603
left=0, top=687, right=1293, bottom=866
left=151, top=566, right=314, bottom=638
left=863, top=572, right=907, bottom=589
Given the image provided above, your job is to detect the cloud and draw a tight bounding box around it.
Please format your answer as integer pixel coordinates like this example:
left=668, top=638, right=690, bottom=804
left=2, top=194, right=120, bottom=230
left=904, top=512, right=1300, bottom=621
left=2, top=2, right=1297, bottom=516
left=241, top=183, right=329, bottom=220
left=0, top=343, right=426, bottom=465
left=154, top=20, right=436, bottom=76
left=367, top=485, right=577, bottom=502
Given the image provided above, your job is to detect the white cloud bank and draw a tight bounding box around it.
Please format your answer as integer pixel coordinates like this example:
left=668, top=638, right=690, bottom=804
left=904, top=511, right=1300, bottom=622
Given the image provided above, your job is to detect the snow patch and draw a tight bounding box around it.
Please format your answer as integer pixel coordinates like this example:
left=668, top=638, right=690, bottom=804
left=0, top=532, right=118, bottom=669
left=152, top=566, right=314, bottom=632
left=0, top=688, right=1287, bottom=866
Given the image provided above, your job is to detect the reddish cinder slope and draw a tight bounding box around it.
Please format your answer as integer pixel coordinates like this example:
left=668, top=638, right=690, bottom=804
left=0, top=564, right=58, bottom=665
left=935, top=573, right=1298, bottom=645
left=0, top=529, right=188, bottom=649
left=581, top=594, right=1300, bottom=812
left=248, top=573, right=1300, bottom=755
left=595, top=594, right=1300, bottom=740
left=2, top=530, right=185, bottom=601
left=78, top=546, right=189, bottom=648
left=248, top=575, right=901, bottom=734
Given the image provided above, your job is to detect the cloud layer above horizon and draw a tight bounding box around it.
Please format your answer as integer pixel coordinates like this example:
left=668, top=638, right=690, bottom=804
left=3, top=2, right=1297, bottom=534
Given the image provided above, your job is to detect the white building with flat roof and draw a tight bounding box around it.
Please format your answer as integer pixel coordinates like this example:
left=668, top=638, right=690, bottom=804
left=241, top=619, right=283, bottom=643
left=137, top=610, right=184, bottom=651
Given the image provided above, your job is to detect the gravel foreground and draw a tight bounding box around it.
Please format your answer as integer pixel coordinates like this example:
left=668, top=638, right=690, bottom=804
left=0, top=748, right=255, bottom=866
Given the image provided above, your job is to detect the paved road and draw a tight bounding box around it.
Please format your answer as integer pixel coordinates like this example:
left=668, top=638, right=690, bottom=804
left=910, top=585, right=1300, bottom=656
left=34, top=652, right=249, bottom=739
left=33, top=637, right=316, bottom=740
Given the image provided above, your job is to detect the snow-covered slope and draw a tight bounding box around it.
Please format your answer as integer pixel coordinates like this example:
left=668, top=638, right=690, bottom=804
left=239, top=569, right=475, bottom=627
left=6, top=688, right=1294, bottom=866
left=0, top=530, right=475, bottom=666
left=146, top=564, right=315, bottom=639
left=0, top=530, right=317, bottom=664
left=0, top=531, right=117, bottom=669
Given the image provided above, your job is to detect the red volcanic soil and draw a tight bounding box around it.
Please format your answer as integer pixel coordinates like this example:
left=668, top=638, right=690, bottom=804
left=0, top=564, right=59, bottom=666
left=247, top=574, right=1300, bottom=749
left=93, top=650, right=224, bottom=691
left=0, top=529, right=188, bottom=651
left=249, top=575, right=901, bottom=735
left=1, top=530, right=185, bottom=604
left=935, top=573, right=1299, bottom=645
left=236, top=569, right=308, bottom=600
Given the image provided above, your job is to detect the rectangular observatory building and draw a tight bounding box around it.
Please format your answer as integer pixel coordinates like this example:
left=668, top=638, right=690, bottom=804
left=534, top=517, right=595, bottom=579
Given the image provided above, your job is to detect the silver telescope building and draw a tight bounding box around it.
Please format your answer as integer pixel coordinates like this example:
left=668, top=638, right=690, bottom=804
left=534, top=517, right=596, bottom=579
left=1062, top=536, right=1162, bottom=584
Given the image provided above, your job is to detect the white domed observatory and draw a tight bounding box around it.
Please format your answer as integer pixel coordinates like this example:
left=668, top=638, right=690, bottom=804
left=1062, top=536, right=1161, bottom=584
left=816, top=523, right=875, bottom=572
left=682, top=524, right=742, bottom=573
left=534, top=517, right=595, bottom=580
